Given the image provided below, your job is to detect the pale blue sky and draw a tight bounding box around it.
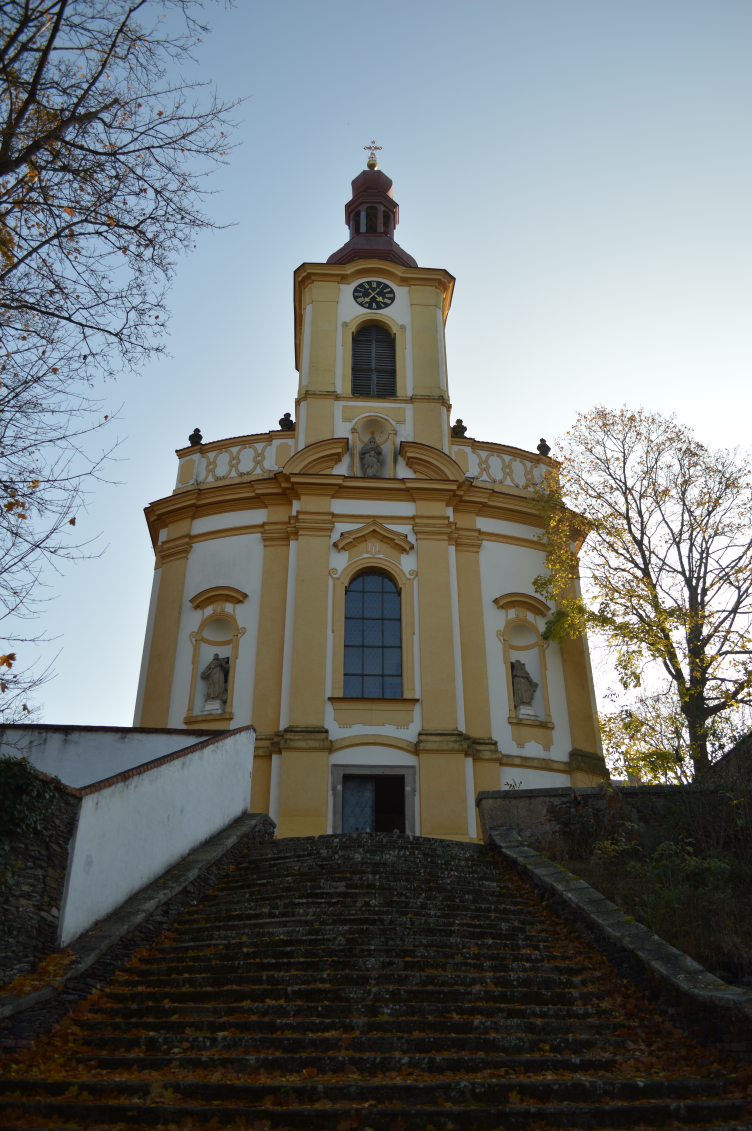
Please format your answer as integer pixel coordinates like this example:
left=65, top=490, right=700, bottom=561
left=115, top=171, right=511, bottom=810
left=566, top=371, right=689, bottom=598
left=28, top=0, right=752, bottom=724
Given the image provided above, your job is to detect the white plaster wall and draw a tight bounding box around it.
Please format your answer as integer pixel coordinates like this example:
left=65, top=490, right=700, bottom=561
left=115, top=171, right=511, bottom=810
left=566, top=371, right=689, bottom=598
left=167, top=532, right=265, bottom=729
left=133, top=568, right=161, bottom=725
left=324, top=522, right=422, bottom=745
left=58, top=728, right=254, bottom=945
left=500, top=766, right=570, bottom=790
left=3, top=725, right=203, bottom=789
left=478, top=540, right=572, bottom=764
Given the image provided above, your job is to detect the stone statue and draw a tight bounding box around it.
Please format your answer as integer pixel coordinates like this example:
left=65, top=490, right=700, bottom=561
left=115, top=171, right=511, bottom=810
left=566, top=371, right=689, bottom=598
left=278, top=412, right=295, bottom=431
left=511, top=660, right=538, bottom=719
left=451, top=418, right=467, bottom=437
left=360, top=434, right=383, bottom=478
left=201, top=653, right=230, bottom=713
left=537, top=438, right=551, bottom=456
left=188, top=427, right=203, bottom=446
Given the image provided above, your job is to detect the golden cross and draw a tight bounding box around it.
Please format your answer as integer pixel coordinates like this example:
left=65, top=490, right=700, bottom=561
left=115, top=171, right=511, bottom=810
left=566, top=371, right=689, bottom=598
left=364, top=140, right=382, bottom=167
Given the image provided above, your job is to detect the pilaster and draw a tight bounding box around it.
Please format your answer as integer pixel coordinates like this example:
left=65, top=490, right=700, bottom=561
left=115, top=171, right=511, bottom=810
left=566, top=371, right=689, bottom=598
left=250, top=484, right=294, bottom=793
left=139, top=511, right=194, bottom=727
left=287, top=478, right=336, bottom=727
left=416, top=729, right=471, bottom=840
left=275, top=726, right=332, bottom=837
left=452, top=495, right=497, bottom=753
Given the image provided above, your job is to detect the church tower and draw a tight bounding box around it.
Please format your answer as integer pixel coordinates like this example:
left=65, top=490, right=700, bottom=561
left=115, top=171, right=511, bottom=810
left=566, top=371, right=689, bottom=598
left=133, top=152, right=607, bottom=840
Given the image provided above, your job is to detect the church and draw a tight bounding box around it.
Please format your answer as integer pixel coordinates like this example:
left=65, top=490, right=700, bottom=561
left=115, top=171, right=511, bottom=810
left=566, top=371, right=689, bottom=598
left=132, top=151, right=607, bottom=842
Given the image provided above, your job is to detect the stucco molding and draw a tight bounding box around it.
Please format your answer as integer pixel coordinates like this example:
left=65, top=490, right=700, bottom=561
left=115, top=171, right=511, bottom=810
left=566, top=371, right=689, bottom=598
left=333, top=519, right=414, bottom=564
left=399, top=440, right=465, bottom=482
left=283, top=437, right=349, bottom=475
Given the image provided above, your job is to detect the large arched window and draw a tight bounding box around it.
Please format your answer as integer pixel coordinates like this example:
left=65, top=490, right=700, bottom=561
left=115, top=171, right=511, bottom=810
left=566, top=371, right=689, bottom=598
left=351, top=325, right=397, bottom=397
left=343, top=572, right=402, bottom=698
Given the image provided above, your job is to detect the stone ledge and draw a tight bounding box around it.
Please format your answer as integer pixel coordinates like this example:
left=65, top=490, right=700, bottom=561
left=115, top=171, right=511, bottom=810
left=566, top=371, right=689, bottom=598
left=487, top=824, right=752, bottom=1061
left=0, top=812, right=275, bottom=1023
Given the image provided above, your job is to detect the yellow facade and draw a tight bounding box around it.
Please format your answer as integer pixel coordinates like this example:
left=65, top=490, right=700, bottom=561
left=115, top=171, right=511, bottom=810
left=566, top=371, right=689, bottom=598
left=134, top=163, right=607, bottom=839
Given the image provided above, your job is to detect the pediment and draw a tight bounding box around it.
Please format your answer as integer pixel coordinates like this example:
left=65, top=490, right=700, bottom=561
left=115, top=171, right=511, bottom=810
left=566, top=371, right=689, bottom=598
left=333, top=519, right=414, bottom=563
left=493, top=592, right=550, bottom=618
left=283, top=437, right=348, bottom=475
left=399, top=441, right=465, bottom=481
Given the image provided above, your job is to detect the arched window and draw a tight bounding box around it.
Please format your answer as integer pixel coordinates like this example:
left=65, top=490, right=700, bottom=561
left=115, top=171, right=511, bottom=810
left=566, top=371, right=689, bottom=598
left=365, top=205, right=378, bottom=232
left=343, top=572, right=402, bottom=698
left=382, top=210, right=391, bottom=235
left=351, top=325, right=396, bottom=397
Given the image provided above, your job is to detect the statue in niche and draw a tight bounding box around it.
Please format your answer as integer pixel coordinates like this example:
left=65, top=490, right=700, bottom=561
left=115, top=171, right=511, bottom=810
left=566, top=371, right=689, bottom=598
left=201, top=653, right=230, bottom=713
left=511, top=660, right=538, bottom=719
left=360, top=434, right=383, bottom=478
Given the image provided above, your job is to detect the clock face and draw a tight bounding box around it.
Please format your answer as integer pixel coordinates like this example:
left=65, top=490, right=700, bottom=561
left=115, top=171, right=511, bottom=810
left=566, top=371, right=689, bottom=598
left=353, top=280, right=396, bottom=310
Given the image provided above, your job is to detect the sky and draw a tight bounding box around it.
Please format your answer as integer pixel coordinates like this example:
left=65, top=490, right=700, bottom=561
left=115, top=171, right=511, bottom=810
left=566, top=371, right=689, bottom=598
left=24, top=0, right=752, bottom=725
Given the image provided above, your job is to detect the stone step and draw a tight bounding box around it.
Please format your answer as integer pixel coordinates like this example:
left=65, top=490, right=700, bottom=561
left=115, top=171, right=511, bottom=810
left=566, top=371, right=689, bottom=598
left=74, top=1050, right=617, bottom=1075
left=87, top=999, right=610, bottom=1021
left=2, top=1101, right=747, bottom=1130
left=128, top=957, right=586, bottom=977
left=0, top=1074, right=733, bottom=1105
left=0, top=835, right=737, bottom=1131
left=96, top=983, right=597, bottom=1006
left=110, top=969, right=589, bottom=990
left=75, top=1015, right=617, bottom=1038
left=74, top=1030, right=622, bottom=1054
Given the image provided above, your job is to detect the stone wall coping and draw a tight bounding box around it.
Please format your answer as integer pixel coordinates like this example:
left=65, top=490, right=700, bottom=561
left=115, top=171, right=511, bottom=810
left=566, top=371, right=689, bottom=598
left=28, top=724, right=256, bottom=798
left=488, top=825, right=752, bottom=1027
left=476, top=784, right=705, bottom=804
left=0, top=723, right=222, bottom=736
left=0, top=811, right=274, bottom=1021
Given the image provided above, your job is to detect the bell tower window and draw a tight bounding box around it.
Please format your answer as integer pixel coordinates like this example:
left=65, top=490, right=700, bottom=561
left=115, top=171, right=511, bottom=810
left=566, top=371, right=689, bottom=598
left=351, top=325, right=396, bottom=397
left=365, top=205, right=378, bottom=233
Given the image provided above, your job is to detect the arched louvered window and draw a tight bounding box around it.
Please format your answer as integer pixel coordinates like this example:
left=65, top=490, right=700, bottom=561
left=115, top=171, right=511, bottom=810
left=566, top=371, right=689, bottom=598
left=343, top=572, right=402, bottom=699
left=351, top=325, right=396, bottom=397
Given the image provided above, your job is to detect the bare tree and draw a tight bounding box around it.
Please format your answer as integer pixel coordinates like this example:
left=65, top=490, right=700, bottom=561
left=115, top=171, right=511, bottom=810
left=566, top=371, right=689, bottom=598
left=0, top=1, right=237, bottom=709
left=534, top=407, right=752, bottom=776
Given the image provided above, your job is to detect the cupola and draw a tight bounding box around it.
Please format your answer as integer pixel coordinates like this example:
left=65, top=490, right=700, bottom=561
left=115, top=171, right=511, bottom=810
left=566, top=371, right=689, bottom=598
left=327, top=156, right=417, bottom=268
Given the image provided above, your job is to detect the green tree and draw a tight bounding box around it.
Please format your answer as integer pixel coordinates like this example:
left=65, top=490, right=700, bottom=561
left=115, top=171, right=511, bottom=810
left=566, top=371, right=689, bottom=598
left=534, top=407, right=752, bottom=776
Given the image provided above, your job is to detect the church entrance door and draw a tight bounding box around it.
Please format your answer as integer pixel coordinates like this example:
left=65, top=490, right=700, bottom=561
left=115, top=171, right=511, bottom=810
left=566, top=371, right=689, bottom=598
left=342, top=774, right=405, bottom=834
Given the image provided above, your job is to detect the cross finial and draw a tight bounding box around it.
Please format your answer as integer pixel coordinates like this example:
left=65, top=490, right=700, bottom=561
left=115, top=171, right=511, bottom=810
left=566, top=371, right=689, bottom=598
left=364, top=140, right=382, bottom=169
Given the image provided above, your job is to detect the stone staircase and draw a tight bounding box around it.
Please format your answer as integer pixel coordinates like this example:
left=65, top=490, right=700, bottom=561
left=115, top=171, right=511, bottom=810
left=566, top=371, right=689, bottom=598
left=1, top=833, right=750, bottom=1129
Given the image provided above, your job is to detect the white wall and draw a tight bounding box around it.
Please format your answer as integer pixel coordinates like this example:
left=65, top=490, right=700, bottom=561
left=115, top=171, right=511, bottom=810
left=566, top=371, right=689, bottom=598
left=58, top=726, right=255, bottom=946
left=0, top=725, right=210, bottom=789
left=168, top=531, right=265, bottom=728
left=478, top=537, right=573, bottom=765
